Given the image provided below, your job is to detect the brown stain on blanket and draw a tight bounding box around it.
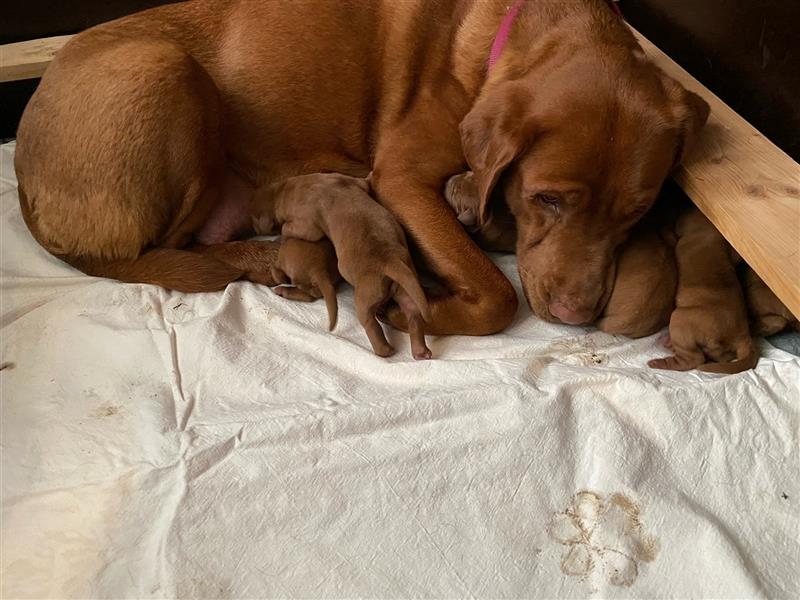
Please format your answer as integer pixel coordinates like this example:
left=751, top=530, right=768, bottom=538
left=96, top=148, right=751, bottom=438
left=91, top=404, right=121, bottom=418
left=548, top=491, right=659, bottom=588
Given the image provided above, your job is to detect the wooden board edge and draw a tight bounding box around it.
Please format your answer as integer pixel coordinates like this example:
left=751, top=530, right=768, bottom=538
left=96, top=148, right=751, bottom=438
left=0, top=35, right=74, bottom=83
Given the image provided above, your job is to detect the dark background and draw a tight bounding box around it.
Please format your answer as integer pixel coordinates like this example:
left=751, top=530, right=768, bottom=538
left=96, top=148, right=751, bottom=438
left=2, top=0, right=798, bottom=160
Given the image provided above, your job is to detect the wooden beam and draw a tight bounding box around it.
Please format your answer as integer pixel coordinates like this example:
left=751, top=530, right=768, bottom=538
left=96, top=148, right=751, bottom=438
left=0, top=35, right=73, bottom=83
left=631, top=27, right=800, bottom=320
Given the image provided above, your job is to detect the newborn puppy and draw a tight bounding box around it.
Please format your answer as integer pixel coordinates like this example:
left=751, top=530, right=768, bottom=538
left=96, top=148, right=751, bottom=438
left=596, top=227, right=677, bottom=339
left=254, top=173, right=432, bottom=359
left=271, top=238, right=340, bottom=331
left=444, top=172, right=517, bottom=252
left=648, top=207, right=758, bottom=374
left=740, top=265, right=798, bottom=336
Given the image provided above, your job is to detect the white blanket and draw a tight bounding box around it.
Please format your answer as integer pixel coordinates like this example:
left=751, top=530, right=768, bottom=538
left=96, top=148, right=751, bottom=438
left=2, top=141, right=798, bottom=598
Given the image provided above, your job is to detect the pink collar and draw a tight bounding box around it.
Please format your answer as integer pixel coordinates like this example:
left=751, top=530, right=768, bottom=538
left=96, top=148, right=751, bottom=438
left=487, top=1, right=623, bottom=72
left=487, top=0, right=526, bottom=72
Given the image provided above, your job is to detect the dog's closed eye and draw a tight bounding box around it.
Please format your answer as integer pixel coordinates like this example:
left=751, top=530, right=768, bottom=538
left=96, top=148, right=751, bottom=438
left=529, top=193, right=562, bottom=216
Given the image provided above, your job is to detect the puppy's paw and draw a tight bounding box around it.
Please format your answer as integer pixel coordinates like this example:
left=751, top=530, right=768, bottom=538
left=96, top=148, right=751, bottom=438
left=379, top=302, right=433, bottom=360
left=273, top=285, right=317, bottom=303
left=371, top=340, right=396, bottom=358
left=412, top=346, right=433, bottom=360
left=647, top=356, right=681, bottom=371
left=648, top=355, right=690, bottom=371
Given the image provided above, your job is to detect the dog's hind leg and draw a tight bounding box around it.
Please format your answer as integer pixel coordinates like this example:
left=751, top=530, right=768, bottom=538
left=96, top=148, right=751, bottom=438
left=15, top=33, right=245, bottom=292
left=68, top=249, right=243, bottom=293
left=190, top=241, right=281, bottom=286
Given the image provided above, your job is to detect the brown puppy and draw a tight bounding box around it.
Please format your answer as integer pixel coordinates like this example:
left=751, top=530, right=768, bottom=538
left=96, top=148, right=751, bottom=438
left=648, top=208, right=758, bottom=374
left=15, top=0, right=708, bottom=338
left=271, top=238, right=340, bottom=331
left=255, top=174, right=432, bottom=360
left=444, top=171, right=677, bottom=339
left=741, top=266, right=799, bottom=337
left=596, top=228, right=677, bottom=339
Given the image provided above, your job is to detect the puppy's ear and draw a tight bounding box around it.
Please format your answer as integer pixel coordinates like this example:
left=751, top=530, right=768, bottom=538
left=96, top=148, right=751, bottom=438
left=670, top=86, right=710, bottom=168
left=459, top=84, right=532, bottom=224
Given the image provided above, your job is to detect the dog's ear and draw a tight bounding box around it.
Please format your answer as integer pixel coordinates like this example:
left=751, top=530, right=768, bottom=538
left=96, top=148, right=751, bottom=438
left=459, top=84, right=531, bottom=225
left=669, top=85, right=710, bottom=168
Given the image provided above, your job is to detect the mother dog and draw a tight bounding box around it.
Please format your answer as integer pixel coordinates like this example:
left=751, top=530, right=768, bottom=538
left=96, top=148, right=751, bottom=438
left=15, top=0, right=708, bottom=335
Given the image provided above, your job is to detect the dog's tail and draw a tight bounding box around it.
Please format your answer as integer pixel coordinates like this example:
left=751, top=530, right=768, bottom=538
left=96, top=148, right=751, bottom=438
left=317, top=275, right=339, bottom=331
left=66, top=248, right=244, bottom=293
left=698, top=338, right=759, bottom=375
left=385, top=261, right=431, bottom=322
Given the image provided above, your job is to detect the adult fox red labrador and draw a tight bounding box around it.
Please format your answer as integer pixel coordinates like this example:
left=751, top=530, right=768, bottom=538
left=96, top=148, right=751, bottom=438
left=15, top=0, right=708, bottom=335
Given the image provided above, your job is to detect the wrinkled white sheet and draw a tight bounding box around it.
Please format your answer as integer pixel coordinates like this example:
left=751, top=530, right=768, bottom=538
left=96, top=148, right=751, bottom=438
left=2, top=141, right=799, bottom=599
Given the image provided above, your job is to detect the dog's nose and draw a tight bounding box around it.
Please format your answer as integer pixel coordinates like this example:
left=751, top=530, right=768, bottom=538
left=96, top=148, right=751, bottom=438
left=548, top=299, right=594, bottom=325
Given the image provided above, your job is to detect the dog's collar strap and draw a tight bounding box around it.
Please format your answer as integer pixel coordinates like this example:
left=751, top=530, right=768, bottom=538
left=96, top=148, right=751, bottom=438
left=487, top=0, right=526, bottom=72
left=487, top=0, right=622, bottom=72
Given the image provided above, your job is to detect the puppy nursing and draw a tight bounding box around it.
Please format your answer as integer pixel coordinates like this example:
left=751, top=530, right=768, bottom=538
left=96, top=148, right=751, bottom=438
left=255, top=173, right=432, bottom=360
left=255, top=170, right=790, bottom=372
left=271, top=238, right=340, bottom=331
left=596, top=228, right=677, bottom=339
left=648, top=208, right=758, bottom=374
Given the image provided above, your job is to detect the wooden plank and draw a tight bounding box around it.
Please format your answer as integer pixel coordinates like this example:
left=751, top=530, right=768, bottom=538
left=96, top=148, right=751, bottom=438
left=631, top=27, right=800, bottom=320
left=0, top=35, right=73, bottom=83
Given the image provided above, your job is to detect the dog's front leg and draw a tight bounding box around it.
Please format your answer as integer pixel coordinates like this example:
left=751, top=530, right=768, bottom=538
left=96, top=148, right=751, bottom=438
left=372, top=152, right=517, bottom=336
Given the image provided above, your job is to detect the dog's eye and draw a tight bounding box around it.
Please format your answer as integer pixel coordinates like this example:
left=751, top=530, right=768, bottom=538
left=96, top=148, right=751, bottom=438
left=535, top=194, right=560, bottom=210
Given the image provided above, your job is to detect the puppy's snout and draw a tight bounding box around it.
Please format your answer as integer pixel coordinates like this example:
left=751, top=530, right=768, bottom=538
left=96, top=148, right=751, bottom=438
left=548, top=296, right=596, bottom=325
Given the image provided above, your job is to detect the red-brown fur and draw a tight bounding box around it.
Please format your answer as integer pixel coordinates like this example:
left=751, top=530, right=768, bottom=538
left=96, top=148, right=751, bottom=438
left=271, top=238, right=341, bottom=332
left=741, top=266, right=799, bottom=337
left=257, top=173, right=432, bottom=359
left=648, top=208, right=758, bottom=374
left=444, top=171, right=678, bottom=338
left=14, top=0, right=708, bottom=335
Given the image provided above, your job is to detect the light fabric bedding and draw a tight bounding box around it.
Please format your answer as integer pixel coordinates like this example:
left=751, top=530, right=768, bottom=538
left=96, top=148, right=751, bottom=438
left=2, top=142, right=799, bottom=598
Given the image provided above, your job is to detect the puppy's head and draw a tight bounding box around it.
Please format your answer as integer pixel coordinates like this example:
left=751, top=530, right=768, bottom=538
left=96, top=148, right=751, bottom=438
left=460, top=49, right=708, bottom=324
